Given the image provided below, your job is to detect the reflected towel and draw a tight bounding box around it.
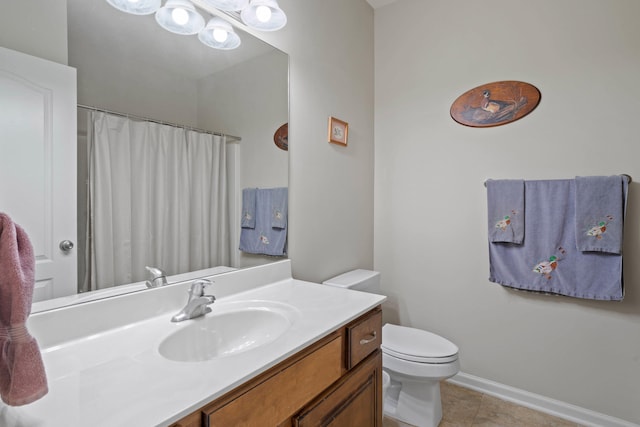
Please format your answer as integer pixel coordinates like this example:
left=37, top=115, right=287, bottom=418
left=239, top=188, right=287, bottom=256
left=0, top=213, right=48, bottom=406
left=270, top=187, right=288, bottom=229
left=488, top=180, right=624, bottom=301
left=241, top=188, right=257, bottom=229
left=575, top=176, right=627, bottom=254
left=486, top=179, right=525, bottom=244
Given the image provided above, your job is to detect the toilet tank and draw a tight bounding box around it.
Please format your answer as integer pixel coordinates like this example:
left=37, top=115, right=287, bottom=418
left=322, top=269, right=382, bottom=294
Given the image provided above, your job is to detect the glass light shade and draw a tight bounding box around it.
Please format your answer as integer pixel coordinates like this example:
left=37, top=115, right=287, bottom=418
left=241, top=0, right=286, bottom=31
left=155, top=0, right=205, bottom=35
left=106, top=0, right=161, bottom=15
left=200, top=0, right=249, bottom=12
left=198, top=17, right=241, bottom=50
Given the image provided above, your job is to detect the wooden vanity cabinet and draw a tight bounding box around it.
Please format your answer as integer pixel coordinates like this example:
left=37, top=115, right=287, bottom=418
left=169, top=306, right=382, bottom=427
left=293, top=351, right=382, bottom=427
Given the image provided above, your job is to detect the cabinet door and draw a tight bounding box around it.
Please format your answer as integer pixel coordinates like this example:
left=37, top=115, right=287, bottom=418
left=294, top=350, right=382, bottom=427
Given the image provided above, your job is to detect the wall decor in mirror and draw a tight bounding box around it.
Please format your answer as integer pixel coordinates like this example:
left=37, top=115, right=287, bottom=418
left=0, top=0, right=288, bottom=311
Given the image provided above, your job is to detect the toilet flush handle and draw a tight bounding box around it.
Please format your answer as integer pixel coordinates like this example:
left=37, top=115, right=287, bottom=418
left=359, top=331, right=377, bottom=345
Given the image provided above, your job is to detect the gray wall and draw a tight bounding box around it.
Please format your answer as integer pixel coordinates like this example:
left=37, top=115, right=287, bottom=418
left=373, top=0, right=640, bottom=424
left=256, top=0, right=376, bottom=282
left=0, top=0, right=68, bottom=64
left=198, top=51, right=289, bottom=268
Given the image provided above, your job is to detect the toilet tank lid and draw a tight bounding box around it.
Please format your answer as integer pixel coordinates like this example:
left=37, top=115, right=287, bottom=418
left=322, top=269, right=380, bottom=288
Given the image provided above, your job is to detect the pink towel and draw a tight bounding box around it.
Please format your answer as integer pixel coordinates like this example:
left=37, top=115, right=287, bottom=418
left=0, top=213, right=48, bottom=406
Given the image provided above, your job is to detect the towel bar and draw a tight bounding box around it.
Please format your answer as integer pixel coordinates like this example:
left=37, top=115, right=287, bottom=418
left=483, top=174, right=632, bottom=187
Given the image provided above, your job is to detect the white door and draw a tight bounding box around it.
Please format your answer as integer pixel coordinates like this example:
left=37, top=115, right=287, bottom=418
left=0, top=46, right=77, bottom=301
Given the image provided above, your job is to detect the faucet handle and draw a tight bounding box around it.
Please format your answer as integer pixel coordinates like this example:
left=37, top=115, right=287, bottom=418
left=145, top=266, right=167, bottom=288
left=189, top=279, right=213, bottom=298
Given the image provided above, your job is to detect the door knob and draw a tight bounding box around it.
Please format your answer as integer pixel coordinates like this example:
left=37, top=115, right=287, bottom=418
left=59, top=240, right=74, bottom=252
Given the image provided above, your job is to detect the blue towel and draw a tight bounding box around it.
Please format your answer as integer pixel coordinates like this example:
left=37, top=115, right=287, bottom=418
left=239, top=188, right=287, bottom=256
left=486, top=179, right=525, bottom=244
left=488, top=179, right=625, bottom=301
left=271, top=187, right=288, bottom=229
left=241, top=188, right=257, bottom=229
left=575, top=176, right=627, bottom=254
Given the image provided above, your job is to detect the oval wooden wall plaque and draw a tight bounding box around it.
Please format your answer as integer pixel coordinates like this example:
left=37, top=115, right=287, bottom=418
left=450, top=81, right=540, bottom=127
left=274, top=123, right=288, bottom=151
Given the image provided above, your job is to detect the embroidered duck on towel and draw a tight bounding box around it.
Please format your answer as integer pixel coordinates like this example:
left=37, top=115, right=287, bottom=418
left=585, top=215, right=614, bottom=240
left=0, top=213, right=48, bottom=406
left=495, top=210, right=519, bottom=232
left=532, top=247, right=566, bottom=280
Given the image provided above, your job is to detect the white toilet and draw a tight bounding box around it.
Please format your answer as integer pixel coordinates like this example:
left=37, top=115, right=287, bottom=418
left=323, top=269, right=459, bottom=427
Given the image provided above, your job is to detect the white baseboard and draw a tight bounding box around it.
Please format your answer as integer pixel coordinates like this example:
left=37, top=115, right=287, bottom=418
left=447, top=372, right=639, bottom=427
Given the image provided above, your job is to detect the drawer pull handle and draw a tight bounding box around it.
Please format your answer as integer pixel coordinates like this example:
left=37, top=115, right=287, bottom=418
left=359, top=331, right=377, bottom=345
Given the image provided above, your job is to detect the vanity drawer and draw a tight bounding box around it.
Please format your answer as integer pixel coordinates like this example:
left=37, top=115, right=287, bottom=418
left=205, top=334, right=343, bottom=426
left=346, top=307, right=382, bottom=369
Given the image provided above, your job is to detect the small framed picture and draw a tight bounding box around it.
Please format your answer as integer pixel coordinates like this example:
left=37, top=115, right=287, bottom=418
left=328, top=116, right=348, bottom=146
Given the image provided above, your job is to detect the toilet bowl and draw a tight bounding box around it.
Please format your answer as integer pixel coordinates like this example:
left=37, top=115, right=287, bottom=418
left=381, top=323, right=459, bottom=427
left=323, top=269, right=460, bottom=427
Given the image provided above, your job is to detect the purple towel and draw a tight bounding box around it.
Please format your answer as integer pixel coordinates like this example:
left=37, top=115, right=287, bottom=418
left=270, top=187, right=288, bottom=229
left=0, top=213, right=48, bottom=406
left=486, top=179, right=525, bottom=244
left=239, top=188, right=287, bottom=256
left=241, top=188, right=257, bottom=229
left=575, top=176, right=627, bottom=254
left=488, top=180, right=625, bottom=301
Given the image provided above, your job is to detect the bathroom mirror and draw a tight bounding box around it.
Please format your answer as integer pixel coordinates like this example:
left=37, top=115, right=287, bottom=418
left=6, top=0, right=288, bottom=311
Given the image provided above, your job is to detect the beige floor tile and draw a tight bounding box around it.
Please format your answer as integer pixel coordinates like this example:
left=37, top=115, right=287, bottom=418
left=472, top=394, right=582, bottom=427
left=440, top=381, right=482, bottom=426
left=510, top=404, right=582, bottom=427
left=472, top=394, right=533, bottom=427
left=383, top=381, right=582, bottom=427
left=383, top=416, right=415, bottom=427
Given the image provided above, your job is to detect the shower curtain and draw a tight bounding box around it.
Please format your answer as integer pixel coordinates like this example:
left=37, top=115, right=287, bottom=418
left=84, top=111, right=232, bottom=291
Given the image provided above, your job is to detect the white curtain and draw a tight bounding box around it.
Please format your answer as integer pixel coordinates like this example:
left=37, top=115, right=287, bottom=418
left=85, top=111, right=231, bottom=291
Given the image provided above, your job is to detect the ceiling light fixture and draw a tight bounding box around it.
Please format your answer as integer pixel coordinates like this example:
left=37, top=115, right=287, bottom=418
left=201, top=0, right=249, bottom=12
left=106, top=0, right=286, bottom=50
left=241, top=0, right=286, bottom=31
left=155, top=0, right=205, bottom=35
left=198, top=17, right=241, bottom=50
left=106, top=0, right=161, bottom=15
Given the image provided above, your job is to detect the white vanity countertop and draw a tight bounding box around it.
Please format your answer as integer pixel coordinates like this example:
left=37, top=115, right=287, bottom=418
left=8, top=261, right=385, bottom=427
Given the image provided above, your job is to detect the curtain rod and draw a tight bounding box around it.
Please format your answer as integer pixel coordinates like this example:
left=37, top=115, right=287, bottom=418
left=77, top=104, right=241, bottom=142
left=484, top=174, right=632, bottom=187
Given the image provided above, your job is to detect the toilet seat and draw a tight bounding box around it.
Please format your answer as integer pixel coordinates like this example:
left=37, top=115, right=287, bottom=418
left=382, top=324, right=458, bottom=364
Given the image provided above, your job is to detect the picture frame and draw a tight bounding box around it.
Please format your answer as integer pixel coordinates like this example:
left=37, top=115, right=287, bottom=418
left=328, top=116, right=348, bottom=146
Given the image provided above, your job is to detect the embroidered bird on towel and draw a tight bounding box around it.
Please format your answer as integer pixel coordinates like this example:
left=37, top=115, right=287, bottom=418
left=532, top=247, right=566, bottom=280
left=495, top=210, right=519, bottom=232
left=586, top=215, right=614, bottom=240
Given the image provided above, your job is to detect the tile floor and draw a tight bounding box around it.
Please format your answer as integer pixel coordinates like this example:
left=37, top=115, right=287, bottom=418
left=383, top=381, right=584, bottom=427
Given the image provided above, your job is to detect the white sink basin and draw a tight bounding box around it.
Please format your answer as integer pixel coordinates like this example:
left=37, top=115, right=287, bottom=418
left=158, top=301, right=298, bottom=362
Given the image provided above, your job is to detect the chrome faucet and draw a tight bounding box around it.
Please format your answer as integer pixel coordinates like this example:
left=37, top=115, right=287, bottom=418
left=145, top=266, right=168, bottom=288
left=171, top=279, right=216, bottom=322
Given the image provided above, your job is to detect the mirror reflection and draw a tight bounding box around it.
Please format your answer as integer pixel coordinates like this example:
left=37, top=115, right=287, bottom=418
left=2, top=0, right=288, bottom=310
